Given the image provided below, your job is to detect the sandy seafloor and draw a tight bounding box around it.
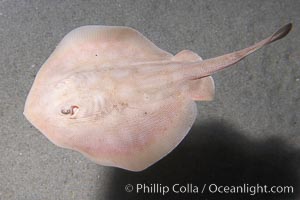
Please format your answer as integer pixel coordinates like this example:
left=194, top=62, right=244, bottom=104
left=0, top=0, right=299, bottom=199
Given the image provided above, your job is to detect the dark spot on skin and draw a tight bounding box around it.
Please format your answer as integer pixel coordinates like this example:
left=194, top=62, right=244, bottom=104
left=144, top=112, right=147, bottom=115
left=121, top=102, right=128, bottom=107
left=95, top=54, right=98, bottom=56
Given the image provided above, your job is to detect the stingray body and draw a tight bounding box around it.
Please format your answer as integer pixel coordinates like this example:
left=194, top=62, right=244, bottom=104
left=24, top=24, right=291, bottom=171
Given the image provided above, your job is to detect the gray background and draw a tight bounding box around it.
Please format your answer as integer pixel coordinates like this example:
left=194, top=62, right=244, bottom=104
left=0, top=0, right=299, bottom=199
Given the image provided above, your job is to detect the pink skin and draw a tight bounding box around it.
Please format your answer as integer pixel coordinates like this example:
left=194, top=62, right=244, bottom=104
left=24, top=24, right=291, bottom=171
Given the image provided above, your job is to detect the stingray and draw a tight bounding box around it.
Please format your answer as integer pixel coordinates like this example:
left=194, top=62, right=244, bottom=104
left=24, top=23, right=292, bottom=171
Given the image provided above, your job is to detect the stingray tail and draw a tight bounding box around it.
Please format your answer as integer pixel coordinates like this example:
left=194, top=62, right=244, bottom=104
left=189, top=23, right=292, bottom=78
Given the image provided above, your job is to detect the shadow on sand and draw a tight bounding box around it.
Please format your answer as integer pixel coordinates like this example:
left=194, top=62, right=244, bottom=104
left=98, top=120, right=299, bottom=200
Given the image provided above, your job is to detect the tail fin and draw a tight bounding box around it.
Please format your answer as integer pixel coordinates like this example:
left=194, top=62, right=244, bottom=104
left=269, top=23, right=292, bottom=43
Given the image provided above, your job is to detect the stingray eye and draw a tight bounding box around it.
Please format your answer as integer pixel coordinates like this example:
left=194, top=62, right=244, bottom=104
left=61, top=108, right=71, bottom=115
left=61, top=105, right=79, bottom=116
